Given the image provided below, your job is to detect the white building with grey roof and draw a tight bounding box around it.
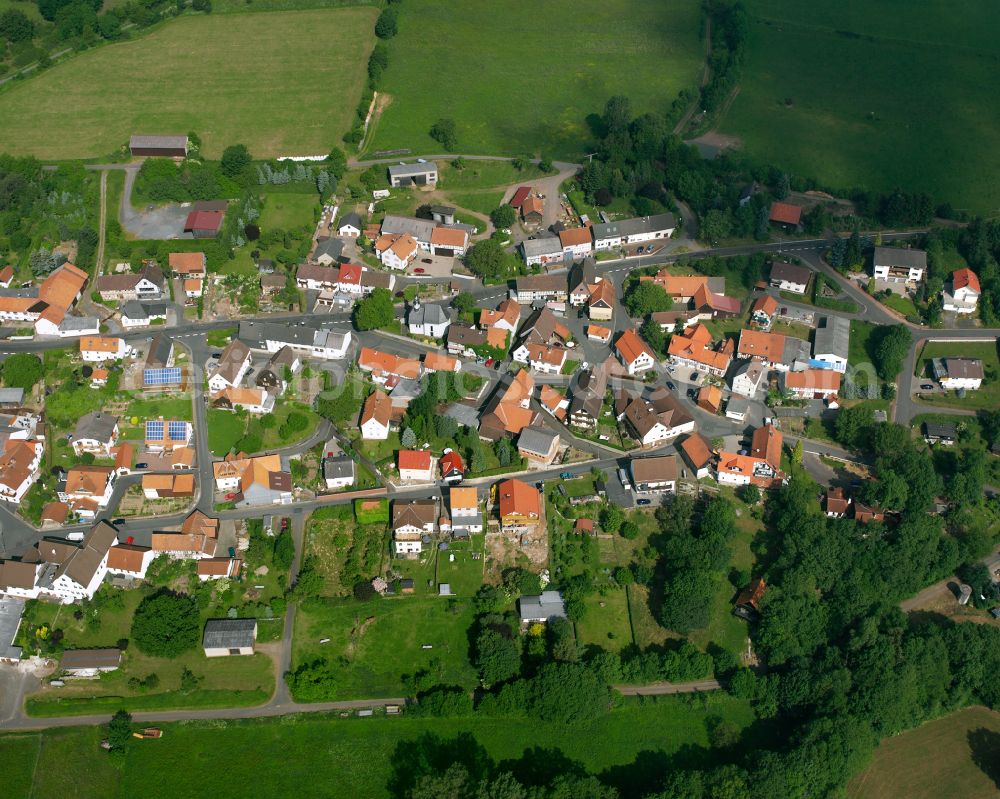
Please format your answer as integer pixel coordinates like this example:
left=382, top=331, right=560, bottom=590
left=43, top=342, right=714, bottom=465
left=591, top=213, right=676, bottom=250
left=518, top=591, right=567, bottom=623
left=873, top=246, right=926, bottom=284
left=812, top=315, right=851, bottom=373
left=407, top=300, right=451, bottom=338
left=239, top=321, right=351, bottom=360
left=387, top=162, right=438, bottom=188
left=203, top=618, right=257, bottom=656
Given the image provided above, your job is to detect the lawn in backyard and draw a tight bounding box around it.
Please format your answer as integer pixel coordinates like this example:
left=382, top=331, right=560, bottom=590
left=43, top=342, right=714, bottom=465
left=847, top=706, right=1000, bottom=799
left=207, top=403, right=321, bottom=456
left=0, top=8, right=378, bottom=158
left=366, top=0, right=703, bottom=158
left=914, top=340, right=1000, bottom=411
left=293, top=595, right=479, bottom=698
left=259, top=191, right=320, bottom=230
left=435, top=534, right=486, bottom=596
left=575, top=589, right=634, bottom=651
left=0, top=694, right=755, bottom=799
left=879, top=292, right=920, bottom=318
left=720, top=0, right=1000, bottom=212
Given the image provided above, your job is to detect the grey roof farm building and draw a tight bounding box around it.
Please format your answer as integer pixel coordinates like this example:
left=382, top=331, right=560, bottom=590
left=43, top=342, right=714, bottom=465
left=203, top=618, right=258, bottom=656
left=387, top=162, right=438, bottom=188
left=519, top=591, right=567, bottom=623
left=129, top=135, right=189, bottom=158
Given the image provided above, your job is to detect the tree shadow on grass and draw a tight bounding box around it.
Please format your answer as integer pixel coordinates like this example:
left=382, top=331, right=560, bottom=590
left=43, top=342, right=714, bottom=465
left=968, top=727, right=1000, bottom=790
left=387, top=732, right=491, bottom=798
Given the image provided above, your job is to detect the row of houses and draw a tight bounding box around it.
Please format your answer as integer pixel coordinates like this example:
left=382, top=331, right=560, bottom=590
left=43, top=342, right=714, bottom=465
left=0, top=263, right=94, bottom=337
left=0, top=510, right=244, bottom=605
left=520, top=213, right=676, bottom=265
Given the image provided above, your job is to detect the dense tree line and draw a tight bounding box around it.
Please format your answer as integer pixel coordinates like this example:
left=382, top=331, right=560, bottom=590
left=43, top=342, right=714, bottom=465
left=958, top=217, right=1000, bottom=325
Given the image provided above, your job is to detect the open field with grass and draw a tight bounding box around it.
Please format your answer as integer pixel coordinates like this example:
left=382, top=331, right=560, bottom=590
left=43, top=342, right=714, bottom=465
left=0, top=8, right=377, bottom=159
left=848, top=706, right=1000, bottom=799
left=293, top=595, right=479, bottom=698
left=366, top=0, right=703, bottom=158
left=722, top=0, right=1000, bottom=212
left=0, top=694, right=755, bottom=799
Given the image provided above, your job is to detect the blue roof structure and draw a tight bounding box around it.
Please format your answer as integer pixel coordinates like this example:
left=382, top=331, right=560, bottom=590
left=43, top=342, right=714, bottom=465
left=143, top=367, right=182, bottom=386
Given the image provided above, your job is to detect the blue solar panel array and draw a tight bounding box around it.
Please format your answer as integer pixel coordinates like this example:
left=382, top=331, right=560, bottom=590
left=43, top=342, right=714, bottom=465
left=143, top=367, right=182, bottom=386
left=145, top=420, right=189, bottom=441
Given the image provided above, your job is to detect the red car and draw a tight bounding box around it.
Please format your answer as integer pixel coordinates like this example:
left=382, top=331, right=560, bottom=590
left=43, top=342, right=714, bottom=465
left=224, top=493, right=237, bottom=500
left=485, top=358, right=494, bottom=367
left=413, top=267, right=425, bottom=274
left=281, top=518, right=289, bottom=530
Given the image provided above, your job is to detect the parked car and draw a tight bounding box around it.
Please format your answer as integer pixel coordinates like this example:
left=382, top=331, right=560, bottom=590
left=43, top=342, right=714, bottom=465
left=559, top=471, right=574, bottom=479
left=224, top=493, right=237, bottom=500
left=666, top=381, right=676, bottom=391
left=920, top=383, right=934, bottom=390
left=421, top=257, right=432, bottom=264
left=485, top=358, right=494, bottom=367
left=689, top=372, right=699, bottom=381
left=637, top=498, right=651, bottom=506
left=134, top=462, right=148, bottom=469
left=413, top=267, right=425, bottom=274
left=111, top=518, right=125, bottom=526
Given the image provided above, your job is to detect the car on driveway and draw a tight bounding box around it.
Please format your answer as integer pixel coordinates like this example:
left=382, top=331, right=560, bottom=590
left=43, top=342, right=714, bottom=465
left=637, top=498, right=651, bottom=506
left=666, top=381, right=676, bottom=391
left=135, top=462, right=148, bottom=469
left=920, top=383, right=934, bottom=390
left=690, top=372, right=699, bottom=381
left=421, top=257, right=432, bottom=264
left=413, top=267, right=425, bottom=274
left=224, top=493, right=237, bottom=500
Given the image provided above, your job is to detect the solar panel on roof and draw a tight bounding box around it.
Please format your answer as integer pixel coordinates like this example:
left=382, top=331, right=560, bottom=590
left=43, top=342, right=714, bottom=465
left=145, top=420, right=164, bottom=440
left=143, top=367, right=182, bottom=385
left=167, top=421, right=188, bottom=441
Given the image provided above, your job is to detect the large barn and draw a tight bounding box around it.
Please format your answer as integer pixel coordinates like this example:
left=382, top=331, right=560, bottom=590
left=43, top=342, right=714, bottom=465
left=129, top=134, right=189, bottom=158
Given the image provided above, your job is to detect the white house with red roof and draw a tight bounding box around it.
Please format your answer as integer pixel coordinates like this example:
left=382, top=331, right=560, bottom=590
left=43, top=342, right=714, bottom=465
left=397, top=450, right=435, bottom=483
left=942, top=268, right=980, bottom=314
left=615, top=329, right=656, bottom=375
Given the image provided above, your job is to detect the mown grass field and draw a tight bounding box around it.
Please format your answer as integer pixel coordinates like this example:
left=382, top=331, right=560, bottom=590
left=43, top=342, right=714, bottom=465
left=848, top=706, right=1000, bottom=799
left=292, top=596, right=480, bottom=698
left=722, top=0, right=1000, bottom=213
left=0, top=694, right=755, bottom=799
left=366, top=0, right=704, bottom=158
left=0, top=8, right=377, bottom=159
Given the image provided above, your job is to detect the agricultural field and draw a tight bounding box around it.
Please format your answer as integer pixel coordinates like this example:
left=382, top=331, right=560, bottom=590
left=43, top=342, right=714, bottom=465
left=292, top=596, right=479, bottom=698
left=366, top=0, right=703, bottom=158
left=0, top=8, right=378, bottom=159
left=848, top=706, right=1000, bottom=799
left=722, top=0, right=1000, bottom=212
left=0, top=694, right=755, bottom=799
